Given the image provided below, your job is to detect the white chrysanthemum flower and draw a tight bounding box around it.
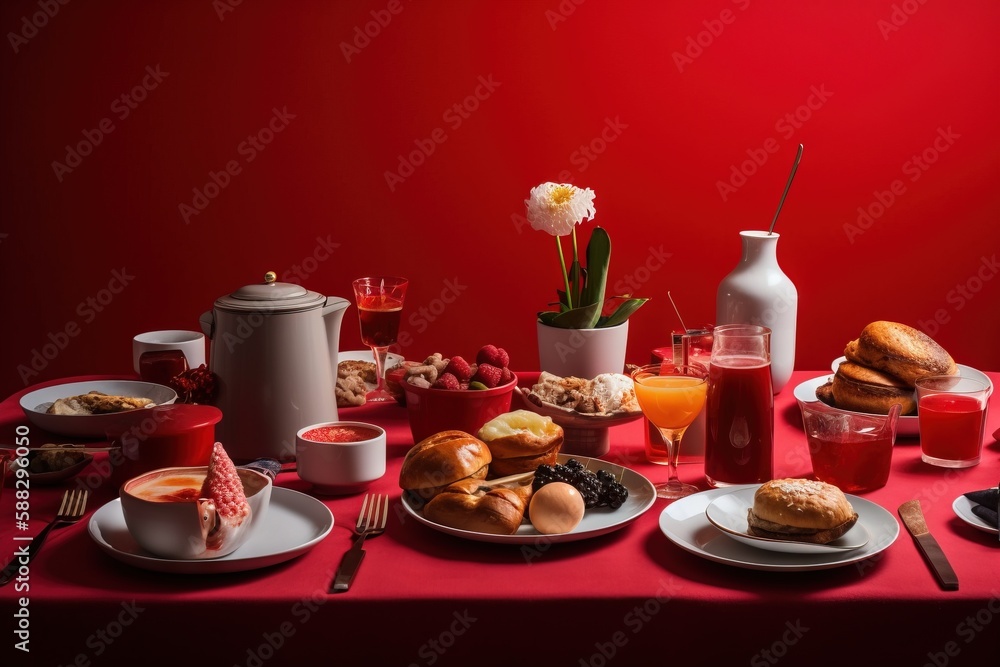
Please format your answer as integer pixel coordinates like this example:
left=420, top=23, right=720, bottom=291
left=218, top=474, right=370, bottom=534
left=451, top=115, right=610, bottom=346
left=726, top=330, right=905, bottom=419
left=524, top=182, right=596, bottom=236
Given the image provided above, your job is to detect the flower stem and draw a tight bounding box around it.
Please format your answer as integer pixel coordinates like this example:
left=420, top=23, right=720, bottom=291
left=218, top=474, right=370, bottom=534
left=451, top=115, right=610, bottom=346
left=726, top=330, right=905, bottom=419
left=571, top=228, right=580, bottom=305
left=556, top=235, right=573, bottom=309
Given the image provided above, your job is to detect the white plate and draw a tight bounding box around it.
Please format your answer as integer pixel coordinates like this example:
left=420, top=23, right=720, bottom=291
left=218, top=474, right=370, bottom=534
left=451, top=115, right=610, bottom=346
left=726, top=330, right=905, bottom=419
left=88, top=487, right=334, bottom=574
left=952, top=495, right=999, bottom=535
left=401, top=454, right=656, bottom=544
left=338, top=350, right=404, bottom=391
left=659, top=486, right=899, bottom=571
left=705, top=487, right=870, bottom=553
left=20, top=381, right=179, bottom=438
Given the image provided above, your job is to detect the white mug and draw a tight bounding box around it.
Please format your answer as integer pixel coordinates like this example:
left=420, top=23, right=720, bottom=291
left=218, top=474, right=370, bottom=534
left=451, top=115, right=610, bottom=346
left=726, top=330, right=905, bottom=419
left=133, top=330, right=206, bottom=373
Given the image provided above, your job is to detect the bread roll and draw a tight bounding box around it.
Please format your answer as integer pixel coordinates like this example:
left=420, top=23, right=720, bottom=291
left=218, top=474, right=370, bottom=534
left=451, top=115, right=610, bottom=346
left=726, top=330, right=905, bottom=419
left=747, top=479, right=859, bottom=544
left=422, top=477, right=532, bottom=535
left=830, top=362, right=917, bottom=415
left=398, top=430, right=491, bottom=501
left=846, top=321, right=957, bottom=385
left=477, top=410, right=563, bottom=477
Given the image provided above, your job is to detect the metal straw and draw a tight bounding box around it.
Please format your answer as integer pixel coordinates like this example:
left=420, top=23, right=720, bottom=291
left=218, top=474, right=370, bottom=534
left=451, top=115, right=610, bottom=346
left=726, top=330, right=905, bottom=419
left=769, top=143, right=804, bottom=235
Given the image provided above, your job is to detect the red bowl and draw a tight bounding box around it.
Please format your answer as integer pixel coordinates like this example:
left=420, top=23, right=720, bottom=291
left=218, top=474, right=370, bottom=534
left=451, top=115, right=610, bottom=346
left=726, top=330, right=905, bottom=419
left=106, top=404, right=223, bottom=488
left=402, top=373, right=517, bottom=443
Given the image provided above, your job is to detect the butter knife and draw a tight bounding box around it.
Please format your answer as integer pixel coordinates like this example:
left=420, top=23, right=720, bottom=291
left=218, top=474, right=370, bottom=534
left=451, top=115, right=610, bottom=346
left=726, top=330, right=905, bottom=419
left=898, top=500, right=959, bottom=591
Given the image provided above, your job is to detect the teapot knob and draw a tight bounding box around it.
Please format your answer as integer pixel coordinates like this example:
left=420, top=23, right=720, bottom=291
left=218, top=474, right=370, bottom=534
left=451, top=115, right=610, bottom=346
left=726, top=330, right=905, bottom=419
left=264, top=271, right=277, bottom=284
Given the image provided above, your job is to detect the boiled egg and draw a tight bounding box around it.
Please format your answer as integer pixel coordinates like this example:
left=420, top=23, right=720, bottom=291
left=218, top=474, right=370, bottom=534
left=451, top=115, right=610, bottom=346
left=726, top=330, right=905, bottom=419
left=529, top=482, right=586, bottom=534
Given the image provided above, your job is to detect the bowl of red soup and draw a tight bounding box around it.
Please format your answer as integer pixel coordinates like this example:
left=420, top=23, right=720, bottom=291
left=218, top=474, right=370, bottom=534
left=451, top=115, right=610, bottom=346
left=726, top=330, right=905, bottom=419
left=295, top=422, right=386, bottom=495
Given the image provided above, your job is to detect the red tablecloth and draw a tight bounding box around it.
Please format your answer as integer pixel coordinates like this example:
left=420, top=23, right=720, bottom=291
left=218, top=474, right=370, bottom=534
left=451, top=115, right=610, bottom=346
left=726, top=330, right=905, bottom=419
left=2, top=372, right=999, bottom=666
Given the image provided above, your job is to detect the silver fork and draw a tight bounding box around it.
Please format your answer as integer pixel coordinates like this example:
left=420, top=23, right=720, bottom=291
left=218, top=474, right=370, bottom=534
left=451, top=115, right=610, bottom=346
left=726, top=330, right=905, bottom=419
left=330, top=493, right=389, bottom=593
left=0, top=489, right=89, bottom=586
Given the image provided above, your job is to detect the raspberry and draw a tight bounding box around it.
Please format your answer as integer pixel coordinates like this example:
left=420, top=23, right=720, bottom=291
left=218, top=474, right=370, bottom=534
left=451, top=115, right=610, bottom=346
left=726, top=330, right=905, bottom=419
left=476, top=345, right=510, bottom=368
left=200, top=443, right=250, bottom=522
left=472, top=363, right=502, bottom=388
left=500, top=367, right=513, bottom=384
left=444, top=356, right=473, bottom=382
left=433, top=372, right=461, bottom=390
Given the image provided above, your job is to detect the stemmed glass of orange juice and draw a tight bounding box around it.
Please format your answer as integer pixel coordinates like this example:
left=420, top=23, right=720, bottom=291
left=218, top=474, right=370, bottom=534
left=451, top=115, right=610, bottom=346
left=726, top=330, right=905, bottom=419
left=632, top=362, right=708, bottom=500
left=352, top=277, right=408, bottom=403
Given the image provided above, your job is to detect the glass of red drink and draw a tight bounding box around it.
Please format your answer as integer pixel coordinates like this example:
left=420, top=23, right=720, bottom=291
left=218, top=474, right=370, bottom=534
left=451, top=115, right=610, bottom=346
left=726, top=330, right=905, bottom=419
left=915, top=375, right=990, bottom=468
left=704, top=324, right=773, bottom=487
left=351, top=277, right=408, bottom=403
left=799, top=401, right=900, bottom=493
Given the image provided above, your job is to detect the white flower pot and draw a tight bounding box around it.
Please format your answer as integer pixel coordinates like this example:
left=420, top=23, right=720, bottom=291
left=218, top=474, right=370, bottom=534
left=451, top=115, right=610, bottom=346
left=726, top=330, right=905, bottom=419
left=536, top=320, right=629, bottom=379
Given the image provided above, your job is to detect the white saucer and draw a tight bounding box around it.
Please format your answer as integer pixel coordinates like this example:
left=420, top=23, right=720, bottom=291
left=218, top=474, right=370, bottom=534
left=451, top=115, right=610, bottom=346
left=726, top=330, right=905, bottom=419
left=659, top=486, right=899, bottom=571
left=88, top=487, right=334, bottom=574
left=705, top=487, right=870, bottom=554
left=952, top=495, right=999, bottom=535
left=793, top=374, right=919, bottom=438
left=338, top=350, right=404, bottom=391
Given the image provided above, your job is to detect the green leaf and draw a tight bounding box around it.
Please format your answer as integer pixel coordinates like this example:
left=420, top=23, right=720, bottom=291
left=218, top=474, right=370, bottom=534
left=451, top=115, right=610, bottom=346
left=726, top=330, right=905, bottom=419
left=537, top=310, right=561, bottom=325
left=598, top=298, right=649, bottom=328
left=568, top=260, right=583, bottom=308
left=580, top=227, right=611, bottom=322
left=547, top=302, right=602, bottom=329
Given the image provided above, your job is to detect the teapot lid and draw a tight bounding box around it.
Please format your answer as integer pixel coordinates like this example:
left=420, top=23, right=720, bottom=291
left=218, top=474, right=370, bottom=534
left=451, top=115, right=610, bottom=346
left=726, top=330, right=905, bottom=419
left=214, top=272, right=326, bottom=312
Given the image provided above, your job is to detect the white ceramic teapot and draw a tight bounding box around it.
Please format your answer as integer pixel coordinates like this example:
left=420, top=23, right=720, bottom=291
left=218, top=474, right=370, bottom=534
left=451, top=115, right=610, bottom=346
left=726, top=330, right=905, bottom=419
left=199, top=272, right=350, bottom=462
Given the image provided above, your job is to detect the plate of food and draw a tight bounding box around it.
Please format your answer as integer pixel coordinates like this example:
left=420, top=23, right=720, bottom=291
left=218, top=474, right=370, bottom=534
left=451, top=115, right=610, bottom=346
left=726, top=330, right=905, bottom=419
left=704, top=481, right=870, bottom=554
left=19, top=380, right=178, bottom=438
left=336, top=350, right=404, bottom=407
left=400, top=453, right=656, bottom=545
left=660, top=484, right=899, bottom=572
left=88, top=486, right=334, bottom=574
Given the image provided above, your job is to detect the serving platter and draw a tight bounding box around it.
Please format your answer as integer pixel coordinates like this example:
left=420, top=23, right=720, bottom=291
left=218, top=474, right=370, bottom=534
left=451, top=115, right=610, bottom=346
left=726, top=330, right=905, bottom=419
left=659, top=486, right=899, bottom=572
left=20, top=380, right=178, bottom=438
left=88, top=487, right=334, bottom=574
left=401, top=454, right=656, bottom=545
left=704, top=487, right=870, bottom=554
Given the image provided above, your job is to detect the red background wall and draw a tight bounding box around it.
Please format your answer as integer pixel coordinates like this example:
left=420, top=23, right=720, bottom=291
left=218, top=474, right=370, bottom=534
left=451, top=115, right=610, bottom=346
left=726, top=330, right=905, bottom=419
left=2, top=0, right=998, bottom=400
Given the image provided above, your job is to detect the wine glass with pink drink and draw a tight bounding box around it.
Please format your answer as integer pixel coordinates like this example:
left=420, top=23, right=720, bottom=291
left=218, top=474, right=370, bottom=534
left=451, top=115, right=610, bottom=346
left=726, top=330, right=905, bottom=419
left=352, top=277, right=408, bottom=403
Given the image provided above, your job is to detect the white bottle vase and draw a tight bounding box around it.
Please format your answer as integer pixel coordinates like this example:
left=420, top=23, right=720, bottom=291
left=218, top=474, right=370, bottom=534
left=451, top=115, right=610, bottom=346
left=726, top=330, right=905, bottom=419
left=716, top=231, right=798, bottom=394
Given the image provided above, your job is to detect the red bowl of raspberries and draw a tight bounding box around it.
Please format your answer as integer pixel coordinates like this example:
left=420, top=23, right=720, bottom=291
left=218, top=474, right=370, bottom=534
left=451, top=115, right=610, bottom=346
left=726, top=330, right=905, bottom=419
left=402, top=345, right=517, bottom=444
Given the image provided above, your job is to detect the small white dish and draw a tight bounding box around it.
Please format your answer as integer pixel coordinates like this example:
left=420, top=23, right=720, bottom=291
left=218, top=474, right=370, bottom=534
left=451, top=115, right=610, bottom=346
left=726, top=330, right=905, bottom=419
left=20, top=380, right=179, bottom=438
left=659, top=487, right=899, bottom=572
left=88, top=487, right=334, bottom=574
left=705, top=487, right=870, bottom=554
left=338, top=350, right=404, bottom=391
left=952, top=495, right=999, bottom=535
left=295, top=421, right=386, bottom=495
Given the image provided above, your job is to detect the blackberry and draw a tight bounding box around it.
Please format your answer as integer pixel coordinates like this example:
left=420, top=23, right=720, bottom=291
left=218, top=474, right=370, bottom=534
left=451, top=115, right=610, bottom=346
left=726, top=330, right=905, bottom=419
left=531, top=460, right=628, bottom=509
left=574, top=472, right=603, bottom=509
left=564, top=458, right=586, bottom=473
left=601, top=480, right=629, bottom=509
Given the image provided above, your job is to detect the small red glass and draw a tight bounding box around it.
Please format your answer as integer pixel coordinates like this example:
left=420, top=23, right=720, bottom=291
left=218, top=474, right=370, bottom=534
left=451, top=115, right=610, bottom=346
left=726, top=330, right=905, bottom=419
left=352, top=277, right=408, bottom=403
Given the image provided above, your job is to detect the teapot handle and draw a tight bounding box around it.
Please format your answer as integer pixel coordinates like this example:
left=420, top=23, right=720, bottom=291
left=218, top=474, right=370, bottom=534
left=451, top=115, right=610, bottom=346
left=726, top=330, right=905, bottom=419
left=199, top=310, right=215, bottom=339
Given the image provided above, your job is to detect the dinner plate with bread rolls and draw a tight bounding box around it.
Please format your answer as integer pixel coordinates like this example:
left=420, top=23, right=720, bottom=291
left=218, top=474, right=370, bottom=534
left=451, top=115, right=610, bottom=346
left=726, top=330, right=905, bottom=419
left=660, top=482, right=899, bottom=572
left=400, top=452, right=656, bottom=545
left=793, top=321, right=992, bottom=438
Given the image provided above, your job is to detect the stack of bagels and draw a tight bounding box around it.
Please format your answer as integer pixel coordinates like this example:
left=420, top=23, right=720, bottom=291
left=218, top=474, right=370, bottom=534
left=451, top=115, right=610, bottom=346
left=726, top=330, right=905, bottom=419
left=398, top=410, right=564, bottom=535
left=817, top=321, right=957, bottom=415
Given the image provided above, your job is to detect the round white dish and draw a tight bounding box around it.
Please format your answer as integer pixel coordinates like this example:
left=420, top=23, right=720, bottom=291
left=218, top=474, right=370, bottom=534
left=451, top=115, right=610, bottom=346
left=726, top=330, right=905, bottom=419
left=831, top=357, right=992, bottom=395
left=952, top=495, right=998, bottom=535
left=20, top=381, right=179, bottom=438
left=401, top=454, right=656, bottom=544
left=88, top=487, right=334, bottom=574
left=338, top=350, right=404, bottom=391
left=705, top=487, right=870, bottom=553
left=659, top=486, right=899, bottom=571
